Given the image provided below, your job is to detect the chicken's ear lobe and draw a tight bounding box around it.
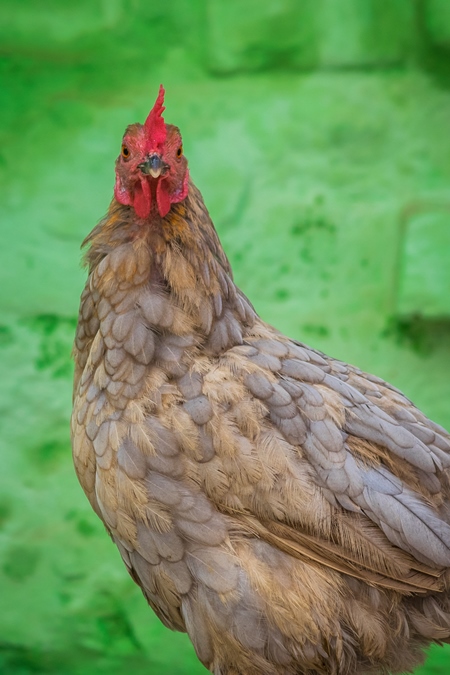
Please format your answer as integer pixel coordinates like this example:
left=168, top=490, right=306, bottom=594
left=156, top=169, right=189, bottom=218
left=114, top=172, right=132, bottom=206
left=171, top=169, right=190, bottom=205
left=144, top=84, right=167, bottom=152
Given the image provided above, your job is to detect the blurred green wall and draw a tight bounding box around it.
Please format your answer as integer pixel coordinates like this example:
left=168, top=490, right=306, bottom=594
left=1, top=2, right=450, bottom=673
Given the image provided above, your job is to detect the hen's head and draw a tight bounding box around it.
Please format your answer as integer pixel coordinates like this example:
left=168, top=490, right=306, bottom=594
left=114, top=85, right=189, bottom=220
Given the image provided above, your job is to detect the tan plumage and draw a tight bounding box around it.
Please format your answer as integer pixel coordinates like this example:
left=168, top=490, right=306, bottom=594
left=72, top=93, right=450, bottom=675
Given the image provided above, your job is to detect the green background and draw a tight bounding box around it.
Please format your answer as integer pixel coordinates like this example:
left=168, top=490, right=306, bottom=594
left=1, top=1, right=450, bottom=673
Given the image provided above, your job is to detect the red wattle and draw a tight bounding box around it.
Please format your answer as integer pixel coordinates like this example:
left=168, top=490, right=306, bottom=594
left=133, top=178, right=152, bottom=219
left=156, top=180, right=172, bottom=218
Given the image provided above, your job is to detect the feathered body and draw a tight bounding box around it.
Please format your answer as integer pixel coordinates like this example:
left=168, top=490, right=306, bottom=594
left=72, top=87, right=450, bottom=675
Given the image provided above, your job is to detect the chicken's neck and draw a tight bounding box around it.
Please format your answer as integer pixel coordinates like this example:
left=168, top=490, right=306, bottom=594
left=83, top=181, right=257, bottom=357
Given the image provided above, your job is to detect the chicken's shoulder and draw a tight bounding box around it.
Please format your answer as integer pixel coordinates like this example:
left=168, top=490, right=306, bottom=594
left=192, top=322, right=450, bottom=593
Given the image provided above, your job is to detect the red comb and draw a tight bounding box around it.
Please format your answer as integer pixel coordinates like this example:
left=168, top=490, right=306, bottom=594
left=144, top=84, right=167, bottom=151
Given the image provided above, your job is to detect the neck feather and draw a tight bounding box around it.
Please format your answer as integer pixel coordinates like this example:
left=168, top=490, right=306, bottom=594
left=83, top=181, right=257, bottom=354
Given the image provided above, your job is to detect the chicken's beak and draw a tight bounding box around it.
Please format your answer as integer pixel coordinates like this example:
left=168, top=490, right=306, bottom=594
left=138, top=153, right=169, bottom=178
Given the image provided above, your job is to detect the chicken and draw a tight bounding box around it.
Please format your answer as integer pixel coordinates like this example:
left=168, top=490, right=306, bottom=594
left=71, top=85, right=450, bottom=675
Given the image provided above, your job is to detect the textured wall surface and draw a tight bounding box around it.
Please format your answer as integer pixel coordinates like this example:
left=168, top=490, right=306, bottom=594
left=1, top=2, right=450, bottom=673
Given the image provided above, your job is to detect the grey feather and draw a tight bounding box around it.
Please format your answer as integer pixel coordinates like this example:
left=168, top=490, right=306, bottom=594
left=85, top=420, right=99, bottom=441
left=102, top=333, right=115, bottom=350
left=138, top=292, right=167, bottom=326
left=178, top=494, right=213, bottom=524
left=208, top=318, right=231, bottom=353
left=178, top=372, right=203, bottom=400
left=197, top=427, right=216, bottom=463
left=107, top=380, right=124, bottom=397
left=76, top=400, right=89, bottom=425
left=130, top=550, right=156, bottom=580
left=93, top=392, right=107, bottom=416
left=361, top=465, right=402, bottom=496
left=324, top=374, right=367, bottom=405
left=402, top=422, right=435, bottom=445
left=286, top=343, right=311, bottom=361
left=429, top=445, right=450, bottom=470
left=183, top=396, right=213, bottom=425
left=123, top=321, right=155, bottom=364
left=86, top=382, right=100, bottom=404
left=147, top=419, right=180, bottom=457
left=196, top=585, right=233, bottom=632
left=213, top=291, right=223, bottom=318
left=160, top=559, right=192, bottom=594
left=432, top=433, right=450, bottom=454
left=112, top=312, right=132, bottom=342
left=335, top=492, right=361, bottom=512
left=95, top=445, right=113, bottom=470
left=135, top=522, right=161, bottom=564
left=267, top=383, right=292, bottom=408
left=117, top=436, right=148, bottom=479
left=346, top=409, right=436, bottom=473
left=178, top=493, right=196, bottom=512
left=310, top=418, right=345, bottom=455
left=233, top=604, right=267, bottom=651
left=176, top=514, right=227, bottom=546
left=244, top=372, right=274, bottom=400
left=123, top=362, right=147, bottom=386
left=329, top=359, right=349, bottom=375
left=150, top=530, right=185, bottom=563
left=360, top=487, right=450, bottom=566
left=147, top=451, right=185, bottom=479
left=105, top=347, right=125, bottom=375
left=96, top=297, right=110, bottom=321
left=281, top=359, right=326, bottom=383
left=417, top=470, right=442, bottom=495
left=93, top=421, right=109, bottom=457
left=115, top=538, right=132, bottom=567
left=279, top=378, right=304, bottom=399
left=230, top=344, right=258, bottom=357
left=299, top=383, right=324, bottom=407
left=155, top=341, right=185, bottom=364
left=224, top=310, right=244, bottom=346
left=322, top=467, right=350, bottom=493
left=146, top=472, right=182, bottom=506
left=249, top=351, right=282, bottom=372
left=269, top=401, right=298, bottom=420
left=275, top=414, right=308, bottom=445
left=187, top=546, right=239, bottom=594
left=303, top=435, right=344, bottom=472
left=199, top=301, right=213, bottom=333
left=208, top=311, right=243, bottom=352
left=181, top=598, right=214, bottom=664
left=253, top=338, right=289, bottom=358
left=99, top=312, right=114, bottom=338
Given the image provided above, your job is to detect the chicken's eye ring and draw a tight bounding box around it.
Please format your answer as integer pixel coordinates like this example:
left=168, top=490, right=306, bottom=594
left=177, top=145, right=183, bottom=158
left=121, top=144, right=130, bottom=159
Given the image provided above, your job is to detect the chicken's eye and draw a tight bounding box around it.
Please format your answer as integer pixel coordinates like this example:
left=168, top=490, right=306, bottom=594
left=121, top=144, right=130, bottom=159
left=177, top=145, right=183, bottom=158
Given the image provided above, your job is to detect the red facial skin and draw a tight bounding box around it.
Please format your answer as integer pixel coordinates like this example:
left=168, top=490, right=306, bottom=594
left=114, top=87, right=189, bottom=220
